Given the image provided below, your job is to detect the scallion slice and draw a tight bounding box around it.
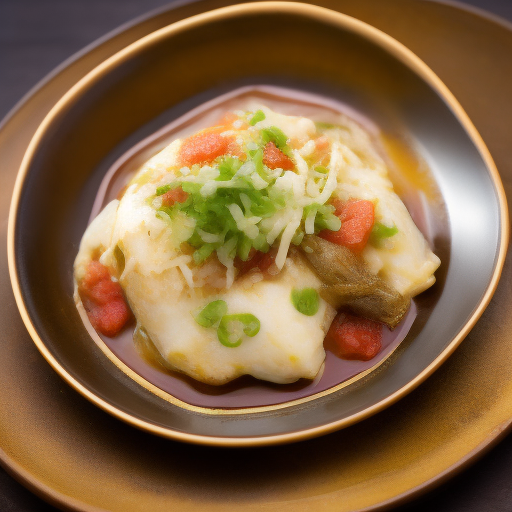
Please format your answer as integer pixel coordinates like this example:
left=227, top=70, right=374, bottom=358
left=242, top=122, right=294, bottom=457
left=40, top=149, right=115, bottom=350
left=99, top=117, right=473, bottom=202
left=194, top=300, right=228, bottom=328
left=371, top=222, right=399, bottom=242
left=249, top=110, right=266, bottom=126
left=291, top=288, right=320, bottom=316
left=261, top=126, right=288, bottom=149
left=217, top=314, right=260, bottom=347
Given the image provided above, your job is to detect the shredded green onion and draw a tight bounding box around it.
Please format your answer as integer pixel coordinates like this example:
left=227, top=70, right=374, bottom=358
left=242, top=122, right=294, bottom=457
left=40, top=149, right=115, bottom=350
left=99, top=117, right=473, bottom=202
left=152, top=120, right=341, bottom=272
left=156, top=184, right=172, bottom=196
left=249, top=110, right=266, bottom=126
left=261, top=126, right=288, bottom=150
left=291, top=288, right=320, bottom=316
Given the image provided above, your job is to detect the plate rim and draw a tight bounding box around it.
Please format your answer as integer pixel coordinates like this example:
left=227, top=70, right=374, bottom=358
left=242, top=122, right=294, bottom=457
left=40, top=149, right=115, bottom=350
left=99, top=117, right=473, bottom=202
left=7, top=0, right=509, bottom=448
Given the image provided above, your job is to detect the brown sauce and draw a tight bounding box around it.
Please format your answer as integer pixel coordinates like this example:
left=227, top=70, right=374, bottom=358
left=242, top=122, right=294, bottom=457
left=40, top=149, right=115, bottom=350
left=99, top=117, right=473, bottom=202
left=87, top=86, right=442, bottom=410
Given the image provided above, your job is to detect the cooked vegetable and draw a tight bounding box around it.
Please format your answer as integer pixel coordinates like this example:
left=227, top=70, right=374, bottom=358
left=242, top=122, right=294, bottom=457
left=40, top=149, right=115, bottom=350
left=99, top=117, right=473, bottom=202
left=319, top=199, right=375, bottom=254
left=370, top=222, right=399, bottom=244
left=263, top=142, right=294, bottom=170
left=217, top=314, right=261, bottom=347
left=300, top=235, right=409, bottom=328
left=152, top=122, right=343, bottom=279
left=261, top=126, right=289, bottom=150
left=161, top=187, right=189, bottom=207
left=178, top=131, right=238, bottom=167
left=249, top=110, right=266, bottom=125
left=79, top=260, right=131, bottom=337
left=194, top=300, right=228, bottom=327
left=325, top=312, right=382, bottom=361
left=291, top=288, right=320, bottom=316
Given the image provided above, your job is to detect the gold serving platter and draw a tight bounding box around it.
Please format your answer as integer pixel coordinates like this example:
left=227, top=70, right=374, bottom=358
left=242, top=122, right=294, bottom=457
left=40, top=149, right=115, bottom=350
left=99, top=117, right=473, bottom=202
left=1, top=0, right=511, bottom=509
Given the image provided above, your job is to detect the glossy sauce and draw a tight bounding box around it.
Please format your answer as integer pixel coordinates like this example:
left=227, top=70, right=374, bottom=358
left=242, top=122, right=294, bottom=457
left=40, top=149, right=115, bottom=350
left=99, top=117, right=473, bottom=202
left=86, top=86, right=441, bottom=410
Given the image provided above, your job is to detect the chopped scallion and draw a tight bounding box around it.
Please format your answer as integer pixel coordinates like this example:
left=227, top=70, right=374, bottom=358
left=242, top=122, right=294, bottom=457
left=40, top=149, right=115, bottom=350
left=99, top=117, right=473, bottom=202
left=371, top=222, right=399, bottom=243
left=193, top=243, right=216, bottom=264
left=217, top=314, right=261, bottom=347
left=261, top=126, right=288, bottom=149
left=291, top=288, right=320, bottom=316
left=249, top=110, right=266, bottom=126
left=194, top=300, right=228, bottom=328
left=156, top=184, right=172, bottom=196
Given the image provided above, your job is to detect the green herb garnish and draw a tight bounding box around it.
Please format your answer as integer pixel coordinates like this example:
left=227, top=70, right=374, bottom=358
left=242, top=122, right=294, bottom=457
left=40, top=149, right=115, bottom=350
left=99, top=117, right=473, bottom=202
left=217, top=314, right=261, bottom=347
left=249, top=110, right=266, bottom=126
left=261, top=126, right=288, bottom=150
left=194, top=300, right=228, bottom=328
left=291, top=288, right=320, bottom=316
left=156, top=184, right=172, bottom=196
left=371, top=222, right=399, bottom=244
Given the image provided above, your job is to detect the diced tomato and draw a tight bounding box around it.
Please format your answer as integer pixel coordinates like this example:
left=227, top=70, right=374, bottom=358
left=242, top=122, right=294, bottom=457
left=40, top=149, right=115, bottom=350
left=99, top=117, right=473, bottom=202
left=227, top=138, right=245, bottom=160
left=79, top=260, right=131, bottom=337
left=217, top=112, right=239, bottom=127
left=161, top=187, right=189, bottom=207
left=88, top=300, right=132, bottom=338
left=234, top=248, right=277, bottom=276
left=257, top=250, right=277, bottom=274
left=81, top=260, right=110, bottom=289
left=82, top=278, right=123, bottom=305
left=263, top=142, right=295, bottom=171
left=319, top=199, right=375, bottom=254
left=325, top=312, right=382, bottom=361
left=178, top=131, right=234, bottom=167
left=315, top=136, right=330, bottom=152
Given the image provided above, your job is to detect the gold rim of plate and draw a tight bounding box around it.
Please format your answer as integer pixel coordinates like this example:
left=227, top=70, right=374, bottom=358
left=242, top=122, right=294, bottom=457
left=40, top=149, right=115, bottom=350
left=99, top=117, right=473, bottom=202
left=7, top=1, right=509, bottom=446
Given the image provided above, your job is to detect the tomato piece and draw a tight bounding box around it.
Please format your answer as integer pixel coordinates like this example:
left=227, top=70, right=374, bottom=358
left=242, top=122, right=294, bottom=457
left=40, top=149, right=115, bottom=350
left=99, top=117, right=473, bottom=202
left=256, top=250, right=278, bottom=274
left=263, top=142, right=295, bottom=170
left=315, top=136, right=330, bottom=151
left=227, top=139, right=245, bottom=160
left=79, top=260, right=131, bottom=337
left=217, top=112, right=239, bottom=127
left=82, top=278, right=123, bottom=305
left=88, top=300, right=132, bottom=338
left=319, top=199, right=374, bottom=254
left=81, top=260, right=110, bottom=289
left=234, top=248, right=277, bottom=276
left=161, top=187, right=189, bottom=207
left=325, top=312, right=382, bottom=361
left=178, top=131, right=234, bottom=167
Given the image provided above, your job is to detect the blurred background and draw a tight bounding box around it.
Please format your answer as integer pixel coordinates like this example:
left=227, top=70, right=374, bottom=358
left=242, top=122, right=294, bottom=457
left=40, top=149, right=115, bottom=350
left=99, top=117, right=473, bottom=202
left=1, top=1, right=511, bottom=511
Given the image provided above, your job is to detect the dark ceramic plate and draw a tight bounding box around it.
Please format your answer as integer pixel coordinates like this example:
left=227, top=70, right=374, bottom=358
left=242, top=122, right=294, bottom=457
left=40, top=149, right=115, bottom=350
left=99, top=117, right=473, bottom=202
left=8, top=2, right=507, bottom=446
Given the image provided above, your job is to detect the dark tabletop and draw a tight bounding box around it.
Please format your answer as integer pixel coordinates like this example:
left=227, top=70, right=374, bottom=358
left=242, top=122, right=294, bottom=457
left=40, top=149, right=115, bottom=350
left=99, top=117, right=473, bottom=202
left=1, top=1, right=512, bottom=511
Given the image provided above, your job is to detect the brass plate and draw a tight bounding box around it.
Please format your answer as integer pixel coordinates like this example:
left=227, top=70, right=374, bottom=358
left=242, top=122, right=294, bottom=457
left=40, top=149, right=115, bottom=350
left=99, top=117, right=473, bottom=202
left=1, top=0, right=511, bottom=509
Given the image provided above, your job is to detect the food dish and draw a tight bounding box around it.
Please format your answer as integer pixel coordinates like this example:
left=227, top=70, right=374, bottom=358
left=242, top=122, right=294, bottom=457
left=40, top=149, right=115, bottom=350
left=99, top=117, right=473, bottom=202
left=75, top=100, right=439, bottom=393
left=7, top=2, right=506, bottom=444
left=1, top=0, right=512, bottom=510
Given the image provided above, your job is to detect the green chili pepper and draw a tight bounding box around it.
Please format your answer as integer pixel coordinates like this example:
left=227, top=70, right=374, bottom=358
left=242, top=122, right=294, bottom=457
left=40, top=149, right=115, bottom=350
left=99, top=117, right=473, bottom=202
left=291, top=288, right=320, bottom=316
left=217, top=314, right=260, bottom=347
left=194, top=300, right=228, bottom=328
